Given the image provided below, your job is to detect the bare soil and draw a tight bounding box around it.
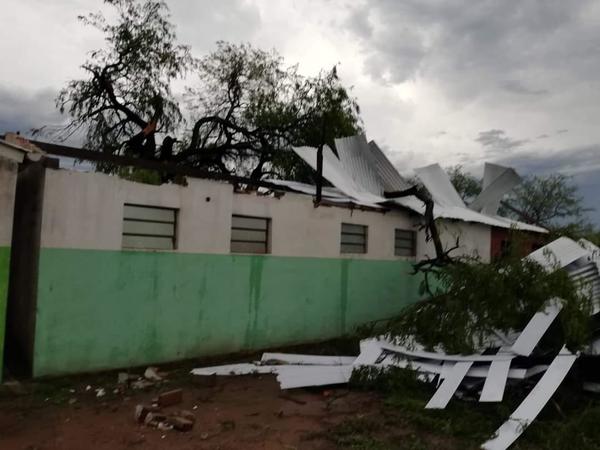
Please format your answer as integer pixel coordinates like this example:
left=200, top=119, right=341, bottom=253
left=0, top=363, right=394, bottom=450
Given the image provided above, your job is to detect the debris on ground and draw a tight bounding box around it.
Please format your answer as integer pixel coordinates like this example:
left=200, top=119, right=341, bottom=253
left=191, top=237, right=600, bottom=450
left=157, top=388, right=183, bottom=407
left=144, top=366, right=164, bottom=382
left=134, top=396, right=194, bottom=433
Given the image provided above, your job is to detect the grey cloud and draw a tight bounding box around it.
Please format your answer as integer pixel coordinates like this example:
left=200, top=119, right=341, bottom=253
left=475, top=129, right=529, bottom=151
left=557, top=129, right=569, bottom=134
left=537, top=134, right=549, bottom=139
left=501, top=80, right=548, bottom=96
left=169, top=0, right=261, bottom=53
left=493, top=144, right=600, bottom=223
left=345, top=1, right=599, bottom=101
left=346, top=6, right=373, bottom=39
left=0, top=87, right=63, bottom=137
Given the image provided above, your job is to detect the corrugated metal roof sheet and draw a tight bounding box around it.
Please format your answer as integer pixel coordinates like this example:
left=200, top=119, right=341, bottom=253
left=414, top=164, right=466, bottom=208
left=291, top=136, right=547, bottom=233
left=470, top=163, right=521, bottom=215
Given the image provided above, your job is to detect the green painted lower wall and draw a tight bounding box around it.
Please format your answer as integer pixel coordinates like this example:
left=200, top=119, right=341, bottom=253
left=33, top=248, right=423, bottom=377
left=0, top=246, right=10, bottom=381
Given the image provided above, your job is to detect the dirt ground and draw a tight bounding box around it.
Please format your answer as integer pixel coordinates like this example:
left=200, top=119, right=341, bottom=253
left=0, top=361, right=397, bottom=450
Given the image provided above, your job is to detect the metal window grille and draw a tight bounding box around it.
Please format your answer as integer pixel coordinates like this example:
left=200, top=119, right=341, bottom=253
left=230, top=214, right=269, bottom=254
left=122, top=203, right=177, bottom=250
left=341, top=223, right=367, bottom=254
left=394, top=229, right=416, bottom=257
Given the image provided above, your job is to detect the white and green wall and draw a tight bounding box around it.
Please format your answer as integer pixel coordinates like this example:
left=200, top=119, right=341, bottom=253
left=10, top=167, right=491, bottom=377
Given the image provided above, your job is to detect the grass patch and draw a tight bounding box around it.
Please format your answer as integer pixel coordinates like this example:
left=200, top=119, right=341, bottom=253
left=349, top=365, right=600, bottom=450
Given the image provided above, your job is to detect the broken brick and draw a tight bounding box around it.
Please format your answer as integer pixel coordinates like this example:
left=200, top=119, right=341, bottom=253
left=157, top=389, right=183, bottom=407
left=166, top=416, right=194, bottom=432
left=134, top=404, right=161, bottom=423
left=144, top=412, right=167, bottom=427
left=176, top=410, right=196, bottom=423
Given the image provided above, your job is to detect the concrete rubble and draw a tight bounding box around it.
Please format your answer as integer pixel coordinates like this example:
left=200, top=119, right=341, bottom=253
left=134, top=389, right=193, bottom=432
left=192, top=237, right=600, bottom=450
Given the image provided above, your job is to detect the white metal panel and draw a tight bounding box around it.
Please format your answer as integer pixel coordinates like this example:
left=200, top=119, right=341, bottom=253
left=414, top=164, right=465, bottom=208
left=480, top=359, right=511, bottom=402
left=378, top=342, right=515, bottom=362
left=470, top=164, right=521, bottom=215
left=425, top=361, right=473, bottom=409
left=260, top=353, right=356, bottom=366
left=191, top=363, right=280, bottom=376
left=354, top=339, right=384, bottom=366
left=481, top=351, right=578, bottom=450
left=510, top=298, right=563, bottom=356
left=527, top=237, right=590, bottom=271
left=276, top=365, right=354, bottom=389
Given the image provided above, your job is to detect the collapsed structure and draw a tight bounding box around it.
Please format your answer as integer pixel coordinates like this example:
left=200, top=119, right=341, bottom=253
left=192, top=236, right=600, bottom=450
left=0, top=133, right=545, bottom=379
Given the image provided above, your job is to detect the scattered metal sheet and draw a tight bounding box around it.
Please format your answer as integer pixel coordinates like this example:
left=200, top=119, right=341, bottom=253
left=260, top=353, right=356, bottom=366
left=425, top=361, right=473, bottom=409
left=292, top=138, right=547, bottom=233
left=378, top=342, right=515, bottom=362
left=276, top=365, right=354, bottom=390
left=480, top=359, right=512, bottom=402
left=414, top=163, right=466, bottom=208
left=191, top=363, right=280, bottom=376
left=353, top=339, right=384, bottom=366
left=527, top=237, right=590, bottom=271
left=470, top=163, right=521, bottom=216
left=481, top=350, right=578, bottom=450
left=510, top=298, right=563, bottom=356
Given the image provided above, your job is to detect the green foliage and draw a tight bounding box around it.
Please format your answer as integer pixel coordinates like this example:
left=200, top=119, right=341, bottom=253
left=326, top=418, right=387, bottom=449
left=351, top=367, right=512, bottom=447
left=56, top=0, right=194, bottom=156
left=351, top=366, right=600, bottom=449
left=55, top=1, right=362, bottom=181
left=186, top=41, right=362, bottom=179
left=116, top=167, right=162, bottom=184
left=446, top=165, right=482, bottom=202
left=387, top=253, right=592, bottom=354
left=506, top=174, right=591, bottom=229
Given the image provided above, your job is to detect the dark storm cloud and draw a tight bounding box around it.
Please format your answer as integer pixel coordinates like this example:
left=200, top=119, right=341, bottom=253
left=475, top=129, right=529, bottom=151
left=346, top=1, right=600, bottom=99
left=0, top=87, right=63, bottom=136
left=492, top=144, right=600, bottom=223
left=501, top=80, right=549, bottom=96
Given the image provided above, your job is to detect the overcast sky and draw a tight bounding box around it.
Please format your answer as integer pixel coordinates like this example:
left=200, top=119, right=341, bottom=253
left=1, top=0, right=599, bottom=223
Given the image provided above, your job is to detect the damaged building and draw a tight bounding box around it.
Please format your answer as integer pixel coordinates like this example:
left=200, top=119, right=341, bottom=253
left=0, top=133, right=545, bottom=378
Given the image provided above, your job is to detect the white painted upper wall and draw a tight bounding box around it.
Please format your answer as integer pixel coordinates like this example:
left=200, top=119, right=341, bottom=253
left=40, top=168, right=492, bottom=262
left=416, top=220, right=491, bottom=263
left=0, top=157, right=18, bottom=247
left=41, top=169, right=233, bottom=253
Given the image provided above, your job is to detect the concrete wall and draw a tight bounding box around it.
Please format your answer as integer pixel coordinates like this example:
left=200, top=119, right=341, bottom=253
left=417, top=220, right=492, bottom=263
left=0, top=157, right=18, bottom=380
left=41, top=170, right=233, bottom=253
left=27, top=168, right=492, bottom=376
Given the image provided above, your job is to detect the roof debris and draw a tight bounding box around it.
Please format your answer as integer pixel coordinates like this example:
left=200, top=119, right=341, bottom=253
left=290, top=134, right=547, bottom=233
left=191, top=237, right=600, bottom=450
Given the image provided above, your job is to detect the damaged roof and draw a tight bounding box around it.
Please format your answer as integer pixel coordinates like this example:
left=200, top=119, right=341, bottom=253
left=291, top=135, right=547, bottom=233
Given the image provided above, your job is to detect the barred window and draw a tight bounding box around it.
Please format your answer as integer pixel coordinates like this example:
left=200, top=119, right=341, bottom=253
left=341, top=223, right=367, bottom=254
left=394, top=229, right=416, bottom=257
left=122, top=204, right=177, bottom=250
left=230, top=215, right=270, bottom=254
